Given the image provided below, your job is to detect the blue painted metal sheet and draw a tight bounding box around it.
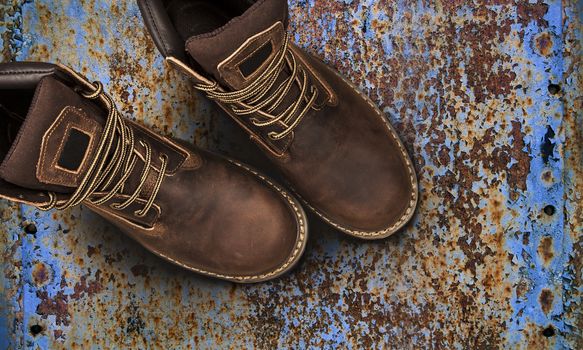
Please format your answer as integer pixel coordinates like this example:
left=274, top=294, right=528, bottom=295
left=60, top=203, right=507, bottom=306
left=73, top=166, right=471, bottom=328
left=0, top=0, right=581, bottom=348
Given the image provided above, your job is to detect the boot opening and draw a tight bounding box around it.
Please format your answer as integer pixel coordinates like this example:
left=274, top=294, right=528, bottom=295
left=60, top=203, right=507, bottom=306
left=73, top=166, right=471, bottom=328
left=163, top=0, right=255, bottom=41
left=0, top=90, right=34, bottom=162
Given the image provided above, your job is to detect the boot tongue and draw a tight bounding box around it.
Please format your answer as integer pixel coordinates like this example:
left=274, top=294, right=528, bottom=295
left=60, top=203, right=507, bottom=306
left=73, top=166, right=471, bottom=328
left=185, top=0, right=288, bottom=90
left=0, top=76, right=105, bottom=193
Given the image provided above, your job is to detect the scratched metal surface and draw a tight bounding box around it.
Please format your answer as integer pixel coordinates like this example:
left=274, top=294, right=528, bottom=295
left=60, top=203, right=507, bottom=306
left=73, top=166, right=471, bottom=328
left=0, top=0, right=581, bottom=349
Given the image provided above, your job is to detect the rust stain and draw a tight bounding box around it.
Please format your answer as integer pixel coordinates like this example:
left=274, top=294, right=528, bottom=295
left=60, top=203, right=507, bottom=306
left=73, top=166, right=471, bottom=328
left=70, top=271, right=104, bottom=300
left=86, top=244, right=101, bottom=258
left=534, top=32, right=554, bottom=57
left=0, top=2, right=23, bottom=61
left=130, top=264, right=150, bottom=278
left=525, top=321, right=556, bottom=348
left=507, top=121, right=532, bottom=200
left=563, top=2, right=583, bottom=347
left=31, top=261, right=52, bottom=287
left=53, top=329, right=64, bottom=341
left=516, top=1, right=549, bottom=27
left=515, top=277, right=532, bottom=301
left=539, top=288, right=554, bottom=315
left=538, top=236, right=554, bottom=266
left=36, top=290, right=70, bottom=326
left=540, top=169, right=554, bottom=186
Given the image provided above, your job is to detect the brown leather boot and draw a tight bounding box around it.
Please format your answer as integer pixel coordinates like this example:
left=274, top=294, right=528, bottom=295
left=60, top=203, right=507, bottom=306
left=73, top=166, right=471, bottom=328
left=0, top=62, right=307, bottom=282
left=138, top=0, right=419, bottom=239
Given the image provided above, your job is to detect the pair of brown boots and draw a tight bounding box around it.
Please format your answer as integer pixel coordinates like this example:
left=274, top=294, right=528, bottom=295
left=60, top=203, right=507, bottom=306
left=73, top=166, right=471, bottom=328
left=0, top=0, right=417, bottom=282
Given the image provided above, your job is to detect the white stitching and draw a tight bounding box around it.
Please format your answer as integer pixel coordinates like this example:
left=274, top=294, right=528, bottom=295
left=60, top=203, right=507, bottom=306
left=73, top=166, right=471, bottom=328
left=150, top=159, right=307, bottom=282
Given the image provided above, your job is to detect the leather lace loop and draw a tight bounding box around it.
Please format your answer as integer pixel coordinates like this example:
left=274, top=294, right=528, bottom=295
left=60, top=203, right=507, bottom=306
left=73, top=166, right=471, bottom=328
left=40, top=81, right=168, bottom=217
left=194, top=34, right=319, bottom=140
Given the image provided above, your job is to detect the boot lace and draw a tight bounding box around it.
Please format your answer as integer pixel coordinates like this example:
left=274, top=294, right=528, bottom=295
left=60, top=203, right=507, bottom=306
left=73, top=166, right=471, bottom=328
left=194, top=34, right=319, bottom=140
left=40, top=82, right=168, bottom=217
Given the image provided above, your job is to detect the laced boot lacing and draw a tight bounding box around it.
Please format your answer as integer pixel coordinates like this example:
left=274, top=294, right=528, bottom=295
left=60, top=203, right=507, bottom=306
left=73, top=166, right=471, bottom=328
left=40, top=82, right=168, bottom=217
left=195, top=34, right=319, bottom=140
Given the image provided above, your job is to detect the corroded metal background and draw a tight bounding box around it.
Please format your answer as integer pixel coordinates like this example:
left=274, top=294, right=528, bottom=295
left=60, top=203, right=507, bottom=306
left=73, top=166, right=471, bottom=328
left=0, top=0, right=581, bottom=348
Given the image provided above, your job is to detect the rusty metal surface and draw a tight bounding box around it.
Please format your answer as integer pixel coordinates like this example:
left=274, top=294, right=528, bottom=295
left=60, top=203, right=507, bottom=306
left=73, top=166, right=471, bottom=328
left=0, top=0, right=581, bottom=348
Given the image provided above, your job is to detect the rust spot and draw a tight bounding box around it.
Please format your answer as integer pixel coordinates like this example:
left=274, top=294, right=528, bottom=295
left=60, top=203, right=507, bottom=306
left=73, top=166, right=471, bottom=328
left=516, top=277, right=531, bottom=299
left=24, top=222, right=37, bottom=234
left=490, top=198, right=503, bottom=223
left=539, top=289, right=554, bottom=315
left=437, top=145, right=451, bottom=166
left=538, top=236, right=554, bottom=266
left=87, top=244, right=101, bottom=258
left=507, top=121, right=532, bottom=200
left=125, top=303, right=145, bottom=335
left=130, top=264, right=150, bottom=278
left=32, top=261, right=52, bottom=287
left=534, top=32, right=553, bottom=56
left=104, top=248, right=129, bottom=265
left=36, top=290, right=70, bottom=326
left=71, top=270, right=104, bottom=300
left=540, top=169, right=554, bottom=186
left=53, top=329, right=64, bottom=341
left=59, top=274, right=68, bottom=288
left=522, top=231, right=531, bottom=246
left=517, top=2, right=549, bottom=27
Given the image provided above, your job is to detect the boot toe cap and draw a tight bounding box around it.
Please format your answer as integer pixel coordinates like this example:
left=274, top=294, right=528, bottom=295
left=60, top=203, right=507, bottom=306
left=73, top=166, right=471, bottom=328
left=309, top=147, right=417, bottom=238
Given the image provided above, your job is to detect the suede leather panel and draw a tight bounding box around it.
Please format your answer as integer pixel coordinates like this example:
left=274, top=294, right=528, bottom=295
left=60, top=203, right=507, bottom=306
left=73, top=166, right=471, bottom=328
left=217, top=22, right=285, bottom=90
left=0, top=76, right=105, bottom=193
left=128, top=119, right=191, bottom=175
left=185, top=0, right=288, bottom=82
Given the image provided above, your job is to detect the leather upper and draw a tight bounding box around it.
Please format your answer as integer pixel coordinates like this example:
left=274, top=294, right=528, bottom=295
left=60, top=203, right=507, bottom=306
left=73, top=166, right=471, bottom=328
left=138, top=0, right=418, bottom=238
left=0, top=62, right=308, bottom=282
left=279, top=50, right=417, bottom=233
